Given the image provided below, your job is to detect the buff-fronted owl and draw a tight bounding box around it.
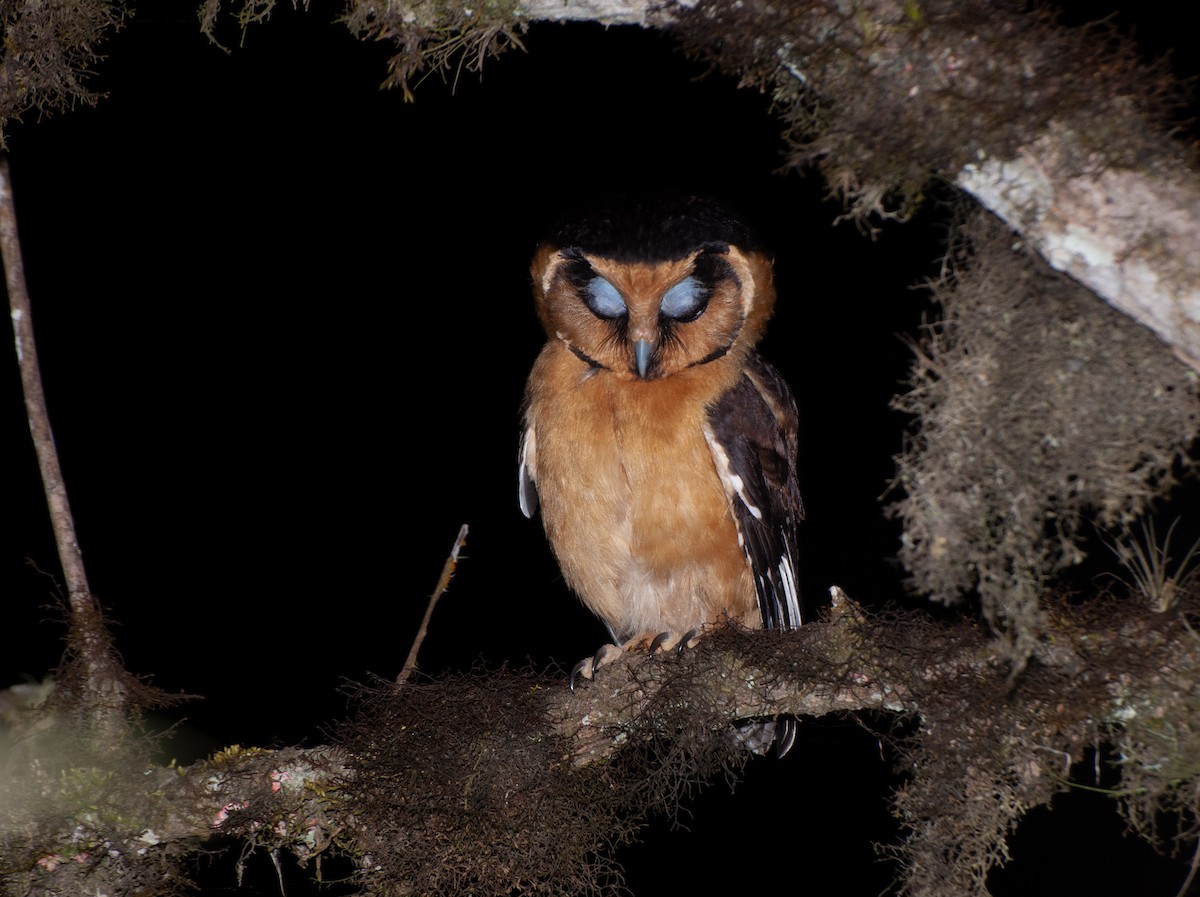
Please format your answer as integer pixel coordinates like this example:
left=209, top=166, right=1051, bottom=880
left=519, top=197, right=803, bottom=746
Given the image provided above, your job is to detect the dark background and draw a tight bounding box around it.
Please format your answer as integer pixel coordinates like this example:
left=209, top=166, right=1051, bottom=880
left=2, top=3, right=1196, bottom=894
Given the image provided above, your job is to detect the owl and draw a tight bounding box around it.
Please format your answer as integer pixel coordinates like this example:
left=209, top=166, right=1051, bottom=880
left=518, top=197, right=803, bottom=727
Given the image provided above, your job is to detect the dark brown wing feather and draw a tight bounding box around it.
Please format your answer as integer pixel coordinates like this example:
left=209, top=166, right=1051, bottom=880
left=705, top=354, right=804, bottom=630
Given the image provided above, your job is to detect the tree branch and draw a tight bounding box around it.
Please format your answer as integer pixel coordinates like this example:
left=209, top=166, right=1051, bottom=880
left=5, top=590, right=1197, bottom=895
left=0, top=158, right=93, bottom=616
left=0, top=158, right=137, bottom=732
left=956, top=131, right=1200, bottom=373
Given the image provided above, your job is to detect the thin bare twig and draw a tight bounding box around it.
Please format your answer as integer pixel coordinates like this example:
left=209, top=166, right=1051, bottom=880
left=398, top=523, right=469, bottom=684
left=1174, top=782, right=1200, bottom=897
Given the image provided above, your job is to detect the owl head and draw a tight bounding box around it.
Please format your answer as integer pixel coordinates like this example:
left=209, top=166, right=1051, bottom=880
left=530, top=196, right=777, bottom=381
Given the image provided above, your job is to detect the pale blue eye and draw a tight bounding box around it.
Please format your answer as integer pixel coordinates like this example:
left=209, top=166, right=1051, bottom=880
left=660, top=277, right=707, bottom=321
left=584, top=277, right=627, bottom=319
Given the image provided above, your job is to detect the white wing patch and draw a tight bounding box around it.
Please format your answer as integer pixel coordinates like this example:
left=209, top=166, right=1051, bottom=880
left=703, top=423, right=763, bottom=520
left=518, top=424, right=537, bottom=519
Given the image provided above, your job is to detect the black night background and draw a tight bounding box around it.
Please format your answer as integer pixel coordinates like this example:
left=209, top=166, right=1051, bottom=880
left=2, top=2, right=1198, bottom=894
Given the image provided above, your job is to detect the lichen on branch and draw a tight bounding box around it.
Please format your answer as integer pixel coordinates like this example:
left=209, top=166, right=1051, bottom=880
left=0, top=0, right=127, bottom=148
left=890, top=210, right=1200, bottom=671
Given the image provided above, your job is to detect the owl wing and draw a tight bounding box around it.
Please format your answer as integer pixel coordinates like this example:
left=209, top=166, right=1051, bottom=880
left=704, top=354, right=804, bottom=631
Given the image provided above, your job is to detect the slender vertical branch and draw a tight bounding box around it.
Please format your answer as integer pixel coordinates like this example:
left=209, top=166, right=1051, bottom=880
left=0, top=156, right=94, bottom=616
left=1, top=156, right=128, bottom=724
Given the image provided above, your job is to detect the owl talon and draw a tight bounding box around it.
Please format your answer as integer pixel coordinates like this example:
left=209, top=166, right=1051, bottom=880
left=648, top=631, right=676, bottom=654
left=592, top=643, right=623, bottom=671
left=647, top=628, right=702, bottom=654
left=569, top=643, right=624, bottom=690
left=677, top=628, right=701, bottom=654
left=569, top=657, right=595, bottom=691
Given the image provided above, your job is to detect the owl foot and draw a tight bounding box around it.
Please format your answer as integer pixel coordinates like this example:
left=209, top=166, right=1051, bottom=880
left=569, top=629, right=703, bottom=691
left=568, top=628, right=700, bottom=690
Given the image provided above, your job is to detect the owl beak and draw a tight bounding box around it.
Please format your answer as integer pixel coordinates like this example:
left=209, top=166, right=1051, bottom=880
left=634, top=339, right=652, bottom=378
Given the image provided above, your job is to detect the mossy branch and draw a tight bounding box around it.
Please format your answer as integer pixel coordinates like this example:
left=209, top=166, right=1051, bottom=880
left=4, top=590, right=1198, bottom=896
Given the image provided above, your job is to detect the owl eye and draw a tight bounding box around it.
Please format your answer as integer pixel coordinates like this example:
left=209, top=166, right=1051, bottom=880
left=584, top=277, right=627, bottom=320
left=659, top=276, right=709, bottom=322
